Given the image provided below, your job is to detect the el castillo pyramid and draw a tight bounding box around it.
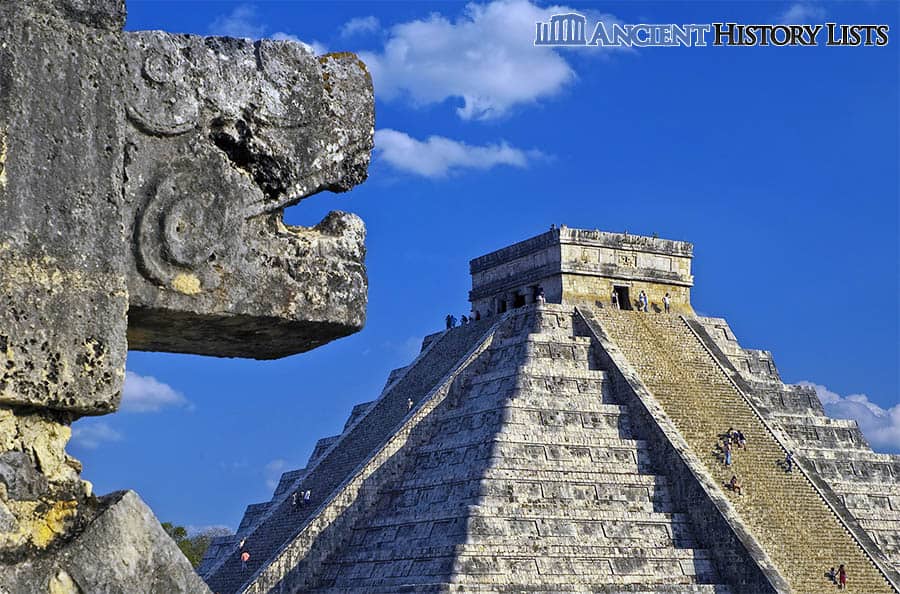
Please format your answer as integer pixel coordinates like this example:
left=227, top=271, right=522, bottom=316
left=200, top=226, right=900, bottom=594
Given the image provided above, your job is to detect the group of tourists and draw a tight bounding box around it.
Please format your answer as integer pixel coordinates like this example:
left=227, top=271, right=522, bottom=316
left=291, top=489, right=312, bottom=507
left=721, top=428, right=747, bottom=495
left=445, top=288, right=547, bottom=330
left=721, top=427, right=747, bottom=466
left=717, top=433, right=849, bottom=588
left=610, top=289, right=672, bottom=313
left=235, top=487, right=312, bottom=574
left=445, top=311, right=481, bottom=329
left=827, top=564, right=849, bottom=589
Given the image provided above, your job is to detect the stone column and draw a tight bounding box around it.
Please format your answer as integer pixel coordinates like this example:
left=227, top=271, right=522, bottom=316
left=0, top=0, right=374, bottom=590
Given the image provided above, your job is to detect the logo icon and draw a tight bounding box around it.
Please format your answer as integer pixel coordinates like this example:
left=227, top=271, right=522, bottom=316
left=535, top=13, right=588, bottom=46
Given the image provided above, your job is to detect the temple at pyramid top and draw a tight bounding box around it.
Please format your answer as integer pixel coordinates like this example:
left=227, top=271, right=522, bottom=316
left=469, top=225, right=694, bottom=316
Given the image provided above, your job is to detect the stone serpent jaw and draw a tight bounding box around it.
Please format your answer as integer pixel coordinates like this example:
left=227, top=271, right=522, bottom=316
left=0, top=2, right=373, bottom=588
left=123, top=34, right=374, bottom=360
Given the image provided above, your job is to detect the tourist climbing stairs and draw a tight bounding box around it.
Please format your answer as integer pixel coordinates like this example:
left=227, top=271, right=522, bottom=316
left=590, top=308, right=896, bottom=594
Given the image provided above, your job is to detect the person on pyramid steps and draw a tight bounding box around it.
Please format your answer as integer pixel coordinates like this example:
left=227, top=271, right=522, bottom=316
left=838, top=564, right=847, bottom=590
left=724, top=439, right=733, bottom=466
left=784, top=451, right=794, bottom=473
left=728, top=474, right=742, bottom=495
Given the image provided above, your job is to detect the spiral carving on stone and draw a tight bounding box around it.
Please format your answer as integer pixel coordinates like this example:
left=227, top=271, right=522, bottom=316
left=124, top=33, right=200, bottom=135
left=136, top=157, right=243, bottom=294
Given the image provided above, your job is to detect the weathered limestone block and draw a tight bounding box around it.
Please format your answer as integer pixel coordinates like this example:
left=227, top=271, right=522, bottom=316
left=123, top=33, right=373, bottom=358
left=0, top=2, right=128, bottom=415
left=4, top=0, right=127, bottom=30
left=0, top=406, right=87, bottom=560
left=1, top=490, right=211, bottom=594
left=0, top=0, right=374, bottom=584
left=1, top=6, right=374, bottom=412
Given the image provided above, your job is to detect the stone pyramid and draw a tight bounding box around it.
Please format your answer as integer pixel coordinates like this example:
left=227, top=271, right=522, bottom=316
left=201, top=227, right=900, bottom=594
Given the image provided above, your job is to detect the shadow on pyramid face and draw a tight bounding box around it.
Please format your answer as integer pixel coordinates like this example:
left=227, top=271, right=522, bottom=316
left=208, top=306, right=743, bottom=592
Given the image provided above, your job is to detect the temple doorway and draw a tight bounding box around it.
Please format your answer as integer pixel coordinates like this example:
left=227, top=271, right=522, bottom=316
left=614, top=286, right=632, bottom=310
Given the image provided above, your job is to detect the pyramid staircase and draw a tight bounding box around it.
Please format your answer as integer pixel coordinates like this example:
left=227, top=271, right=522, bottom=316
left=210, top=305, right=741, bottom=593
left=307, top=305, right=731, bottom=593
left=203, top=304, right=899, bottom=593
left=201, top=318, right=496, bottom=593
left=584, top=308, right=896, bottom=594
left=690, top=316, right=900, bottom=575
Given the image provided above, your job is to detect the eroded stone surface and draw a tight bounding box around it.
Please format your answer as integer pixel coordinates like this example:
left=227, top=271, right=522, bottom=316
left=123, top=33, right=373, bottom=359
left=0, top=406, right=86, bottom=559
left=0, top=0, right=373, bottom=585
left=0, top=4, right=128, bottom=415
left=1, top=10, right=373, bottom=413
left=1, top=490, right=211, bottom=594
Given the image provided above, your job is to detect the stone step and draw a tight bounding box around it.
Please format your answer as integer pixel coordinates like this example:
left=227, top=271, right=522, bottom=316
left=590, top=309, right=896, bottom=594
left=388, top=468, right=662, bottom=493
left=406, top=427, right=642, bottom=453
left=491, top=333, right=591, bottom=351
left=493, top=427, right=640, bottom=444
left=434, top=401, right=630, bottom=425
left=517, top=365, right=606, bottom=379
left=480, top=467, right=670, bottom=484
left=352, top=503, right=693, bottom=530
left=830, top=481, right=900, bottom=497
left=504, top=391, right=618, bottom=409
left=324, top=570, right=723, bottom=588
left=335, top=543, right=716, bottom=562
left=313, top=584, right=734, bottom=594
left=850, top=509, right=900, bottom=523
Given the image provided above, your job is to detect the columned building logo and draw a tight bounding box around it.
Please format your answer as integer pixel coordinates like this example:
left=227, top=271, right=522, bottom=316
left=535, top=13, right=587, bottom=46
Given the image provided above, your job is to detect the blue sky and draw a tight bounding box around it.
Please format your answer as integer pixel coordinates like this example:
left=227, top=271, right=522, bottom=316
left=71, top=0, right=899, bottom=533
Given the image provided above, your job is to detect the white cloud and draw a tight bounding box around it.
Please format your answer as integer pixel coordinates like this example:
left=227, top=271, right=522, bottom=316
left=800, top=381, right=900, bottom=453
left=361, top=0, right=617, bottom=120
left=776, top=3, right=826, bottom=24
left=71, top=421, right=123, bottom=450
left=209, top=5, right=326, bottom=52
left=121, top=371, right=189, bottom=413
left=341, top=16, right=381, bottom=38
left=264, top=459, right=289, bottom=490
left=209, top=5, right=266, bottom=38
left=375, top=129, right=543, bottom=177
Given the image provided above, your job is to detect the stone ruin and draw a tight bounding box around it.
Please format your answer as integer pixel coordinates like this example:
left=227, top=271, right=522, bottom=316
left=2, top=2, right=898, bottom=592
left=0, top=0, right=373, bottom=591
left=201, top=226, right=900, bottom=594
